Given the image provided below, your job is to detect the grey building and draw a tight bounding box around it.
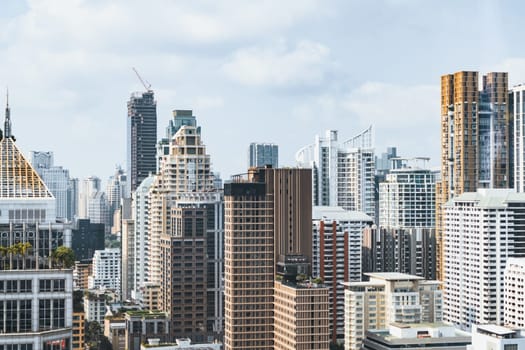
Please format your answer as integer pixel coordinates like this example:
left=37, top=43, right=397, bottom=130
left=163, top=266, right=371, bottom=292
left=71, top=218, right=105, bottom=261
left=127, top=90, right=157, bottom=193
left=248, top=142, right=278, bottom=168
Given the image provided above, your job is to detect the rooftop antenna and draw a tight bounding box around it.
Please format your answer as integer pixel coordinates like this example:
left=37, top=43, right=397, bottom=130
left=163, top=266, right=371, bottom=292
left=4, top=87, right=12, bottom=139
left=132, top=67, right=152, bottom=92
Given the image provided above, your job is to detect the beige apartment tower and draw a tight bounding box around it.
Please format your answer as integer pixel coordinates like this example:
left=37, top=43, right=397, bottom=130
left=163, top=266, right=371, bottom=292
left=436, top=71, right=509, bottom=281
left=224, top=167, right=329, bottom=350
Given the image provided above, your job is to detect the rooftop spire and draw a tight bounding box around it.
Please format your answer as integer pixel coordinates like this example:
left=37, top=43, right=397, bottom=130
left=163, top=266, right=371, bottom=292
left=4, top=88, right=12, bottom=139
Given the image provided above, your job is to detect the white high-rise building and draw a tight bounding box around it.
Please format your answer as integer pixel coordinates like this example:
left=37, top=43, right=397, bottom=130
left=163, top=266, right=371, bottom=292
left=131, top=174, right=155, bottom=302
left=312, top=206, right=373, bottom=343
left=88, top=248, right=121, bottom=293
left=343, top=273, right=442, bottom=350
left=504, top=258, right=525, bottom=328
left=379, top=164, right=436, bottom=229
left=443, top=189, right=525, bottom=330
left=78, top=176, right=101, bottom=218
left=513, top=85, right=525, bottom=192
left=87, top=191, right=110, bottom=231
left=296, top=126, right=375, bottom=220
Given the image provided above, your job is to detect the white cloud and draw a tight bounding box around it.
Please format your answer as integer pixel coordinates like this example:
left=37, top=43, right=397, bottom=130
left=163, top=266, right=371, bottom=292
left=222, top=40, right=332, bottom=87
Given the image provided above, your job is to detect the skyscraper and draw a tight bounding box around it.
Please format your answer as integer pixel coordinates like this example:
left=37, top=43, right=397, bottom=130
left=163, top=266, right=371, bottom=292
left=148, top=113, right=224, bottom=340
left=224, top=167, right=330, bottom=350
left=248, top=142, right=278, bottom=168
left=296, top=127, right=375, bottom=220
left=512, top=84, right=525, bottom=192
left=127, top=90, right=157, bottom=193
left=436, top=71, right=510, bottom=280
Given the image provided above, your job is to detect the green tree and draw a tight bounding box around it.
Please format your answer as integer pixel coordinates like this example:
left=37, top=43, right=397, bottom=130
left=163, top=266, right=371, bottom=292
left=51, top=246, right=75, bottom=268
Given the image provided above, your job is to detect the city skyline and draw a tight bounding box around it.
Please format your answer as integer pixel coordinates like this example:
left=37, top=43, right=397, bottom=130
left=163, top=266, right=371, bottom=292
left=2, top=1, right=525, bottom=181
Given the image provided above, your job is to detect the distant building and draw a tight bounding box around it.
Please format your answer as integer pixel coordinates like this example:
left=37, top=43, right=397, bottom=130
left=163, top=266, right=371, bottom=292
left=312, top=206, right=373, bottom=342
left=125, top=311, right=169, bottom=350
left=248, top=142, right=278, bottom=168
left=71, top=218, right=105, bottom=261
left=343, top=273, right=442, bottom=350
left=127, top=90, right=157, bottom=193
left=444, top=189, right=525, bottom=330
left=30, top=150, right=76, bottom=220
left=88, top=248, right=121, bottom=294
left=84, top=289, right=108, bottom=324
left=296, top=127, right=375, bottom=220
left=140, top=338, right=221, bottom=350
left=73, top=260, right=92, bottom=291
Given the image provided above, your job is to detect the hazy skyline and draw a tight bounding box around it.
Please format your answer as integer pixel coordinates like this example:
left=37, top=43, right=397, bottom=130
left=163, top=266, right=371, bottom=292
left=1, top=0, right=525, bottom=182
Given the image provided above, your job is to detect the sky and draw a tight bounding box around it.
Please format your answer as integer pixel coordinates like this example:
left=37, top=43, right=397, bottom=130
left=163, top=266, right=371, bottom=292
left=1, top=0, right=525, bottom=183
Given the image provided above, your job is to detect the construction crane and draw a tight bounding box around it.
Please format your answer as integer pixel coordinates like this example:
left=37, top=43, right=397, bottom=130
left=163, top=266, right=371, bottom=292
left=132, top=67, right=152, bottom=92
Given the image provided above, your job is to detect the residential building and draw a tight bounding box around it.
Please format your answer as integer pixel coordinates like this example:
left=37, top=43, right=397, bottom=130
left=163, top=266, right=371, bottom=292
left=83, top=289, right=108, bottom=324
left=443, top=189, right=525, bottom=330
left=363, top=323, right=470, bottom=350
left=106, top=166, right=128, bottom=227
left=437, top=71, right=510, bottom=281
left=78, top=176, right=101, bottom=218
left=0, top=103, right=74, bottom=350
left=72, top=312, right=85, bottom=350
left=140, top=338, right=221, bottom=350
left=224, top=167, right=330, bottom=350
left=312, top=206, right=373, bottom=342
left=104, top=315, right=126, bottom=350
left=121, top=218, right=134, bottom=301
left=131, top=174, right=155, bottom=303
left=362, top=227, right=436, bottom=280
left=73, top=260, right=92, bottom=290
left=296, top=127, right=375, bottom=220
left=512, top=84, right=525, bottom=192
left=469, top=325, right=525, bottom=350
left=149, top=115, right=224, bottom=340
left=379, top=163, right=435, bottom=229
left=505, top=258, right=525, bottom=328
left=343, top=272, right=442, bottom=350
left=88, top=248, right=121, bottom=293
left=274, top=280, right=330, bottom=350
left=127, top=90, right=157, bottom=193
left=248, top=142, right=278, bottom=168
left=87, top=191, right=110, bottom=233
left=124, top=311, right=169, bottom=350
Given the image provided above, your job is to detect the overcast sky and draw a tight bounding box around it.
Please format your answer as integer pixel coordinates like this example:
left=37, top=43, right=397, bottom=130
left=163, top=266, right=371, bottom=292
left=1, top=0, right=525, bottom=183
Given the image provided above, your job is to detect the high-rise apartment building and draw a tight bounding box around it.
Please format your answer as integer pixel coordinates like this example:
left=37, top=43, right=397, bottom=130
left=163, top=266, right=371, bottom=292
left=148, top=114, right=224, bottom=340
left=436, top=71, right=510, bottom=281
left=512, top=85, right=525, bottom=192
left=0, top=102, right=74, bottom=350
left=312, top=206, right=373, bottom=342
left=443, top=189, right=525, bottom=330
left=248, top=142, right=278, bottom=168
left=127, top=90, right=157, bottom=193
left=296, top=127, right=375, bottom=220
left=106, top=166, right=128, bottom=224
left=343, top=273, right=442, bottom=350
left=362, top=227, right=436, bottom=280
left=224, top=167, right=330, bottom=350
left=504, top=258, right=525, bottom=328
left=30, top=150, right=76, bottom=221
left=379, top=164, right=435, bottom=229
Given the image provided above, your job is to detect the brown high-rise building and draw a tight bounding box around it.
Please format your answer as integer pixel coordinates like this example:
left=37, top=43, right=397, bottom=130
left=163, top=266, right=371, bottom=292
left=224, top=167, right=329, bottom=350
left=436, top=71, right=510, bottom=280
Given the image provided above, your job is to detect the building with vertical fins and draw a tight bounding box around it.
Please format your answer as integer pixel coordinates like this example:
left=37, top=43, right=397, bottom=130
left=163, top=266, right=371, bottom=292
left=436, top=71, right=510, bottom=281
left=296, top=127, right=376, bottom=221
left=127, top=90, right=157, bottom=193
left=0, top=95, right=74, bottom=350
left=224, top=167, right=330, bottom=350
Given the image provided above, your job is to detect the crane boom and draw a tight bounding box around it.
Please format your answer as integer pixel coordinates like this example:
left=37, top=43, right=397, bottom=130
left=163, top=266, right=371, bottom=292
left=132, top=67, right=152, bottom=91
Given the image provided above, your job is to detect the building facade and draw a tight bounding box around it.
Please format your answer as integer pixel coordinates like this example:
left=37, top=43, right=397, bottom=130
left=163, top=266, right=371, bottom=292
left=248, top=142, right=278, bottom=168
left=127, top=90, right=157, bottom=193
left=312, top=206, right=373, bottom=342
left=504, top=258, right=525, bottom=328
left=296, top=127, right=375, bottom=220
left=436, top=71, right=510, bottom=281
left=343, top=273, right=442, bottom=350
left=88, top=248, right=121, bottom=293
left=443, top=189, right=525, bottom=330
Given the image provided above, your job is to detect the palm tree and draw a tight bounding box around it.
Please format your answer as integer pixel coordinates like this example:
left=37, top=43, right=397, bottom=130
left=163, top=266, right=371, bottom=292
left=51, top=246, right=75, bottom=269
left=0, top=246, right=7, bottom=270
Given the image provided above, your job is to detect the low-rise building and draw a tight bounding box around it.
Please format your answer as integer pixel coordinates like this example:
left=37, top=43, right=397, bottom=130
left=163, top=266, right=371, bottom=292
left=363, top=323, right=470, bottom=350
left=124, top=310, right=169, bottom=350
left=469, top=325, right=525, bottom=350
left=140, top=338, right=221, bottom=350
